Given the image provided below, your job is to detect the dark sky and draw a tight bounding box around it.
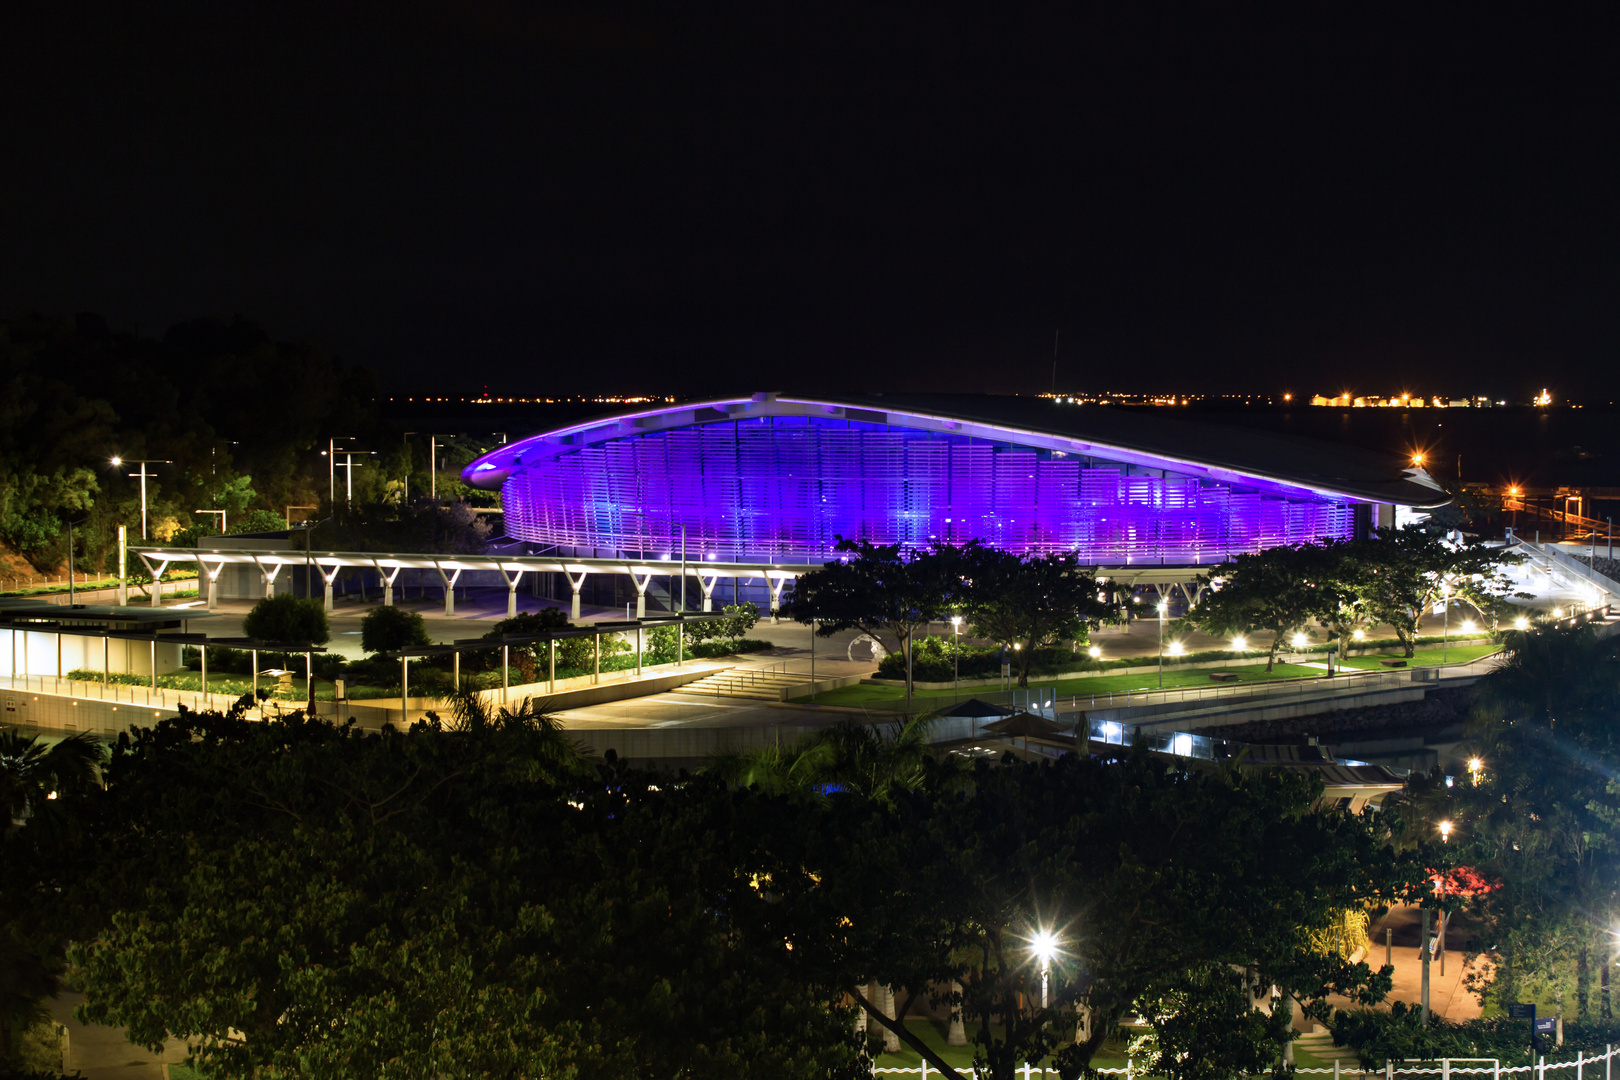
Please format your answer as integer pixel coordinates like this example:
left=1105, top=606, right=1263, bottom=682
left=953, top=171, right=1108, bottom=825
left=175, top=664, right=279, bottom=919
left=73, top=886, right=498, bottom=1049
left=2, top=4, right=1616, bottom=399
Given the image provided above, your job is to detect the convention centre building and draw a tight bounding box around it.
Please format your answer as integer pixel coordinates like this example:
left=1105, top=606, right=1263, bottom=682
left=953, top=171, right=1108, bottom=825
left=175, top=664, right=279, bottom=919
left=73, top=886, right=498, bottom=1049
left=463, top=393, right=1449, bottom=568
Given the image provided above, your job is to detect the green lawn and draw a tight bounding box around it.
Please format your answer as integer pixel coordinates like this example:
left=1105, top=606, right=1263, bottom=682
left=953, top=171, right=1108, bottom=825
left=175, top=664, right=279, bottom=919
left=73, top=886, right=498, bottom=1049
left=806, top=641, right=1502, bottom=712
left=806, top=662, right=1326, bottom=710
left=1336, top=642, right=1499, bottom=670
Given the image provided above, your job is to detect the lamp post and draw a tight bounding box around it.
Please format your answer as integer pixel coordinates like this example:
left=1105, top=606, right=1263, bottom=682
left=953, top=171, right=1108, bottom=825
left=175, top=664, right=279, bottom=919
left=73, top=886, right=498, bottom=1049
left=1156, top=599, right=1168, bottom=688
left=950, top=615, right=962, bottom=700
left=1441, top=578, right=1450, bottom=663
left=326, top=437, right=355, bottom=503
left=1030, top=930, right=1059, bottom=1009
left=110, top=457, right=171, bottom=540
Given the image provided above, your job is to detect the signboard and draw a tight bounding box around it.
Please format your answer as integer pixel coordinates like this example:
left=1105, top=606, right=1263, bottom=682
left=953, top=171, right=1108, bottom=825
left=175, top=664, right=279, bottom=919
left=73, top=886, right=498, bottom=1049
left=1506, top=1003, right=1535, bottom=1019
left=1533, top=1017, right=1556, bottom=1035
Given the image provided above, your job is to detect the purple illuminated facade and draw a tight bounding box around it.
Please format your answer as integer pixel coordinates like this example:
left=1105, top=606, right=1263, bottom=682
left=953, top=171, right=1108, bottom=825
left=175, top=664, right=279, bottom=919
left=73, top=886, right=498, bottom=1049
left=470, top=398, right=1374, bottom=565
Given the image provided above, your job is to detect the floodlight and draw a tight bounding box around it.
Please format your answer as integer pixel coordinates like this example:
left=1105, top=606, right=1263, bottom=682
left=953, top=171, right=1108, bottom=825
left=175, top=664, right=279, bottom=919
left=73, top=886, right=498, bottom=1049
left=1291, top=632, right=1308, bottom=648
left=1230, top=636, right=1247, bottom=651
left=1087, top=645, right=1102, bottom=659
left=1167, top=641, right=1184, bottom=656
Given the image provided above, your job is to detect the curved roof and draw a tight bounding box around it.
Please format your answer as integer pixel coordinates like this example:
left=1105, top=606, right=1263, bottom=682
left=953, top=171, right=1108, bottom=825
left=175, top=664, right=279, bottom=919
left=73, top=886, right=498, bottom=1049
left=464, top=392, right=1450, bottom=507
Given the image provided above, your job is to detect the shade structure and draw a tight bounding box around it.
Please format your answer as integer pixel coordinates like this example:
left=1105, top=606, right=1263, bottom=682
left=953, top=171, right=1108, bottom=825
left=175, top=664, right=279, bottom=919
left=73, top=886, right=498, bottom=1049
left=934, top=697, right=1015, bottom=719
left=983, top=711, right=1071, bottom=738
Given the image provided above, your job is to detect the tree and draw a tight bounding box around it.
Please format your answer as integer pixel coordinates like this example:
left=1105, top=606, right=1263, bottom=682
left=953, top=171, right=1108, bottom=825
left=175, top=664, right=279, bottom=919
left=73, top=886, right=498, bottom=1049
left=752, top=747, right=1407, bottom=1080
left=1437, top=624, right=1620, bottom=1016
left=686, top=602, right=761, bottom=649
left=360, top=605, right=432, bottom=654
left=784, top=538, right=960, bottom=695
left=66, top=710, right=865, bottom=1080
left=1354, top=525, right=1523, bottom=658
left=958, top=548, right=1120, bottom=687
left=0, top=730, right=103, bottom=834
left=241, top=594, right=329, bottom=644
left=1182, top=544, right=1336, bottom=670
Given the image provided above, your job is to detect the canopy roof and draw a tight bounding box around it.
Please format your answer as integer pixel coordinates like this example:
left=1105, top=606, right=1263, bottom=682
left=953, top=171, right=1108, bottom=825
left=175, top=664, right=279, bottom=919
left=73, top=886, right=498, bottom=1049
left=464, top=392, right=1450, bottom=508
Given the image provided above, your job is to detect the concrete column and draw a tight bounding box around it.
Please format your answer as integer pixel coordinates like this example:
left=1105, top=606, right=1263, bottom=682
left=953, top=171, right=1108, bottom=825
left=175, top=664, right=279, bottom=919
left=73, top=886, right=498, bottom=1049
left=322, top=568, right=339, bottom=614
left=436, top=567, right=463, bottom=616
left=376, top=563, right=403, bottom=607
left=568, top=571, right=588, bottom=622
left=203, top=559, right=224, bottom=611
left=768, top=575, right=787, bottom=623
left=701, top=575, right=717, bottom=612
left=504, top=570, right=524, bottom=619
left=631, top=571, right=652, bottom=619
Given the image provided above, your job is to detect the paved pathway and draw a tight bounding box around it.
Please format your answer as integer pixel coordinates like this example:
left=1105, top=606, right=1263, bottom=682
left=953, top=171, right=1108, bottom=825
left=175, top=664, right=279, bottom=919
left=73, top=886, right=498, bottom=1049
left=46, top=992, right=188, bottom=1080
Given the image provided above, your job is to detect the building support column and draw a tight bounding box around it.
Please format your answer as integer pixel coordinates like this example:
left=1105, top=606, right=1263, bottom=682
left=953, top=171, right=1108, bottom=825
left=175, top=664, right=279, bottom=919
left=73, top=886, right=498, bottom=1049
left=502, top=569, right=524, bottom=619
left=201, top=558, right=226, bottom=611
left=630, top=570, right=652, bottom=619
left=138, top=554, right=172, bottom=609
left=700, top=575, right=717, bottom=612
left=768, top=574, right=787, bottom=623
left=374, top=561, right=403, bottom=607
left=434, top=564, right=463, bottom=616
left=567, top=570, right=588, bottom=622
left=317, top=562, right=343, bottom=614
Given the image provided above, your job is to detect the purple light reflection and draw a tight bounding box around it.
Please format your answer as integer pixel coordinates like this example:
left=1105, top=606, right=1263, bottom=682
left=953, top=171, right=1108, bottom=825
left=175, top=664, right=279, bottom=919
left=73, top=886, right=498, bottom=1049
left=501, top=416, right=1354, bottom=563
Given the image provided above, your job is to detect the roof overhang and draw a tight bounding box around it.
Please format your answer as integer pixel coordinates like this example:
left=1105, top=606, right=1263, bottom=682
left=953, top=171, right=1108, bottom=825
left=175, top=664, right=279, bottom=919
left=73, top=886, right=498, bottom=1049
left=462, top=392, right=1451, bottom=508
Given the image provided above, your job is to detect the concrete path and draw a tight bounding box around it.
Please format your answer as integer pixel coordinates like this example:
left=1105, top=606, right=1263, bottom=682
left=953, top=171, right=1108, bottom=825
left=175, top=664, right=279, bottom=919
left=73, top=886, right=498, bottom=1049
left=46, top=992, right=188, bottom=1080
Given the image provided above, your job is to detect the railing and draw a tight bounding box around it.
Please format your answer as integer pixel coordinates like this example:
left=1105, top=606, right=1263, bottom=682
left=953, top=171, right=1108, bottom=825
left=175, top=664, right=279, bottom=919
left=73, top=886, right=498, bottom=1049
left=0, top=672, right=268, bottom=721
left=869, top=1043, right=1620, bottom=1079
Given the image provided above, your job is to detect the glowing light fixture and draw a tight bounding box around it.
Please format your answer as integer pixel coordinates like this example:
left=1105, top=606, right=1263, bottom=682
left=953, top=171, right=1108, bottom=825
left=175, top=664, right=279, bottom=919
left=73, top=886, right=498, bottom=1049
left=1230, top=636, right=1247, bottom=651
left=1087, top=645, right=1102, bottom=659
left=1438, top=820, right=1454, bottom=842
left=1460, top=619, right=1476, bottom=633
left=1291, top=632, right=1308, bottom=648
left=1352, top=628, right=1366, bottom=640
left=1514, top=615, right=1529, bottom=630
left=1167, top=640, right=1185, bottom=656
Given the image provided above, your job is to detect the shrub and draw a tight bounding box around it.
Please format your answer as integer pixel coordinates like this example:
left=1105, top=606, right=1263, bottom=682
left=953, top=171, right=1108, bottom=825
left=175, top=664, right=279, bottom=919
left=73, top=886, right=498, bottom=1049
left=360, top=606, right=432, bottom=654
left=242, top=594, right=330, bottom=645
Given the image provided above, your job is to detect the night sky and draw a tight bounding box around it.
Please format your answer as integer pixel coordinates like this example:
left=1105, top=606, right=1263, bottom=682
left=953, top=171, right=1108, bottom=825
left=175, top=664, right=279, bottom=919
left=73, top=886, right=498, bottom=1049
left=2, top=5, right=1616, bottom=400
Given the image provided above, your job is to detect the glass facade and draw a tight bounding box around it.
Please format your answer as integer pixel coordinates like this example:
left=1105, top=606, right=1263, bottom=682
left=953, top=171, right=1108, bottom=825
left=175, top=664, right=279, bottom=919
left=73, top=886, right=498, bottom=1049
left=501, top=415, right=1354, bottom=564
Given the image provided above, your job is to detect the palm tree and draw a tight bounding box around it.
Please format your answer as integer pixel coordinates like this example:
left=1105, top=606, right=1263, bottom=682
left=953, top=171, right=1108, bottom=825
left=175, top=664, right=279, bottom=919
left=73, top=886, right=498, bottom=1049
left=1473, top=622, right=1620, bottom=736
left=0, top=730, right=103, bottom=831
left=436, top=689, right=587, bottom=777
left=710, top=715, right=943, bottom=803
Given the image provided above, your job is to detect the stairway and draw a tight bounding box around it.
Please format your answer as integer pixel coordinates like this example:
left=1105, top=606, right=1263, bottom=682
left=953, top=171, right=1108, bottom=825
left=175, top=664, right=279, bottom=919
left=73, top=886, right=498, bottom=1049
left=1295, top=1024, right=1360, bottom=1070
left=677, top=667, right=813, bottom=701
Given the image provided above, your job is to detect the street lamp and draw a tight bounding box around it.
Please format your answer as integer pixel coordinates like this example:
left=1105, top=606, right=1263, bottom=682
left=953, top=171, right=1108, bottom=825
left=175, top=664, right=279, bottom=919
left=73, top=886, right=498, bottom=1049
left=1029, top=929, right=1059, bottom=1009
left=110, top=456, right=171, bottom=540
left=1230, top=635, right=1247, bottom=652
left=1438, top=820, right=1453, bottom=842
left=1156, top=599, right=1168, bottom=688
left=1087, top=645, right=1102, bottom=659
left=950, top=615, right=962, bottom=698
left=1467, top=757, right=1482, bottom=785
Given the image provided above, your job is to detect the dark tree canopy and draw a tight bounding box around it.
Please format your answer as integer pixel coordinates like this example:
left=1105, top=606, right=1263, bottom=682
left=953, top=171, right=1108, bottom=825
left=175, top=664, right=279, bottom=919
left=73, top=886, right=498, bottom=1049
left=241, top=594, right=330, bottom=645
